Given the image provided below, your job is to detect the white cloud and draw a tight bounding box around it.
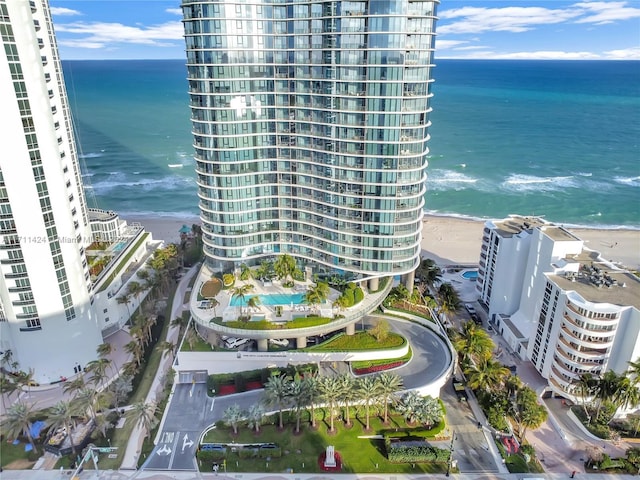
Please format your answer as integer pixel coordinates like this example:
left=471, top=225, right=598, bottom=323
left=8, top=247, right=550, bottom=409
left=604, top=46, right=640, bottom=59
left=434, top=39, right=469, bottom=50
left=438, top=6, right=580, bottom=34
left=573, top=1, right=640, bottom=24
left=55, top=21, right=183, bottom=48
left=50, top=7, right=82, bottom=16
left=441, top=50, right=601, bottom=60
left=165, top=8, right=183, bottom=16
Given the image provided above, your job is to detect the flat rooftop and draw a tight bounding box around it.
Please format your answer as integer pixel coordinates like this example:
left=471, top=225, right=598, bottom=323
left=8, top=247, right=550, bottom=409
left=540, top=225, right=580, bottom=242
left=549, top=259, right=640, bottom=309
left=492, top=215, right=549, bottom=237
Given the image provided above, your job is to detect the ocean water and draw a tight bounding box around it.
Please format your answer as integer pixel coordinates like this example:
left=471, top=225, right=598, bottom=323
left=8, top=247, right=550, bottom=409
left=62, top=59, right=640, bottom=228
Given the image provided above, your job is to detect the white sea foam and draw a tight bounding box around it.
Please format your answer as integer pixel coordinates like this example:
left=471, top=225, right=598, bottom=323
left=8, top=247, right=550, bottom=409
left=575, top=171, right=593, bottom=177
left=613, top=175, right=640, bottom=187
left=502, top=174, right=578, bottom=192
left=91, top=175, right=194, bottom=194
left=427, top=170, right=478, bottom=191
left=79, top=152, right=104, bottom=159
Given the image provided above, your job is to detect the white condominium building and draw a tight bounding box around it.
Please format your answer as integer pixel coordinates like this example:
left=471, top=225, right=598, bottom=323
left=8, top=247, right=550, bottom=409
left=181, top=0, right=439, bottom=289
left=0, top=0, right=103, bottom=382
left=0, top=0, right=160, bottom=384
left=477, top=215, right=640, bottom=402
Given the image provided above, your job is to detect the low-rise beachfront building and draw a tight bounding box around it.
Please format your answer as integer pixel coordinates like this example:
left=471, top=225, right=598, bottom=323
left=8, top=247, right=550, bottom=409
left=0, top=0, right=160, bottom=383
left=477, top=215, right=640, bottom=404
left=87, top=208, right=162, bottom=337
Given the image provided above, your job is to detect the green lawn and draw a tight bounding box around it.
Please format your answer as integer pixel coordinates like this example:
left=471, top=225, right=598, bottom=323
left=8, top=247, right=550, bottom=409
left=200, top=412, right=448, bottom=474
left=0, top=441, right=40, bottom=469
left=309, top=331, right=405, bottom=351
left=212, top=316, right=332, bottom=330
left=351, top=346, right=413, bottom=370
left=495, top=439, right=545, bottom=474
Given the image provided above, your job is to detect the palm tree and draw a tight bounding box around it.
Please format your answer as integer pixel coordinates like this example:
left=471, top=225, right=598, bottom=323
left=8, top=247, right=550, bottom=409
left=222, top=404, right=243, bottom=435
left=184, top=325, right=198, bottom=351
left=614, top=376, right=640, bottom=411
left=63, top=376, right=86, bottom=399
left=575, top=372, right=598, bottom=419
left=159, top=341, right=176, bottom=358
left=304, top=375, right=321, bottom=428
left=121, top=361, right=139, bottom=378
left=239, top=263, right=252, bottom=281
left=264, top=375, right=291, bottom=430
left=357, top=376, right=380, bottom=431
left=465, top=357, right=510, bottom=392
left=376, top=373, right=403, bottom=424
left=96, top=343, right=118, bottom=377
left=274, top=254, right=297, bottom=283
left=1, top=402, right=41, bottom=453
left=417, top=395, right=443, bottom=428
left=418, top=257, right=442, bottom=293
left=288, top=378, right=308, bottom=433
left=337, top=374, right=356, bottom=427
left=305, top=282, right=330, bottom=309
left=438, top=282, right=462, bottom=316
left=116, top=291, right=133, bottom=320
left=595, top=370, right=623, bottom=420
left=85, top=359, right=109, bottom=389
left=247, top=295, right=261, bottom=310
left=246, top=404, right=265, bottom=434
left=127, top=401, right=158, bottom=435
left=319, top=376, right=343, bottom=433
left=231, top=284, right=254, bottom=309
left=48, top=400, right=81, bottom=455
left=397, top=391, right=425, bottom=425
left=0, top=376, right=18, bottom=411
left=124, top=340, right=143, bottom=367
left=453, top=321, right=495, bottom=364
left=628, top=358, right=640, bottom=386
left=16, top=369, right=36, bottom=396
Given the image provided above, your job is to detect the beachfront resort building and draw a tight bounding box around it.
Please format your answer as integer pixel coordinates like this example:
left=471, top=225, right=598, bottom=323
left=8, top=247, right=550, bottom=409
left=477, top=215, right=640, bottom=403
left=0, top=0, right=158, bottom=383
left=181, top=0, right=440, bottom=347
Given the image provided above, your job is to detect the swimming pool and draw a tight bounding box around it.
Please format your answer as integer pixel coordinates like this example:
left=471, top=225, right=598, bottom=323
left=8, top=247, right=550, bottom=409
left=461, top=270, right=479, bottom=280
left=230, top=293, right=306, bottom=307
left=112, top=241, right=127, bottom=252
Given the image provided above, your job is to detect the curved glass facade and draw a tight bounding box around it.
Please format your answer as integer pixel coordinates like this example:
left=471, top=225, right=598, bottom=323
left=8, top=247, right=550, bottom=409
left=182, top=0, right=439, bottom=279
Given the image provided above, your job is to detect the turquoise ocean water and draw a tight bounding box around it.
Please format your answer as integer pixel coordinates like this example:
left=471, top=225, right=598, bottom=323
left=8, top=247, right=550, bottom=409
left=62, top=59, right=640, bottom=228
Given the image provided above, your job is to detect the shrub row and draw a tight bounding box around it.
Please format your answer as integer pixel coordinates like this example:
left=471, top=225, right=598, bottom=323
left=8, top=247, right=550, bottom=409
left=382, top=421, right=447, bottom=442
left=208, top=364, right=318, bottom=393
left=387, top=444, right=450, bottom=463
left=197, top=445, right=282, bottom=463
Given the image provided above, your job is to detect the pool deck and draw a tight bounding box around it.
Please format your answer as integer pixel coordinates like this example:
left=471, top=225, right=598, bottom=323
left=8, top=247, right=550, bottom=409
left=193, top=267, right=341, bottom=324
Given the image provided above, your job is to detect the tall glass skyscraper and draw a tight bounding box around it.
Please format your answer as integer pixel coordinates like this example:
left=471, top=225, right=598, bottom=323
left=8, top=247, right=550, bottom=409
left=182, top=0, right=438, bottom=285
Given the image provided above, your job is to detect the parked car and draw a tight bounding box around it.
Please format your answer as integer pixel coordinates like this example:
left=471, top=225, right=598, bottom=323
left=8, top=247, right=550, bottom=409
left=224, top=337, right=250, bottom=349
left=452, top=378, right=468, bottom=402
left=268, top=338, right=289, bottom=347
left=465, top=303, right=477, bottom=315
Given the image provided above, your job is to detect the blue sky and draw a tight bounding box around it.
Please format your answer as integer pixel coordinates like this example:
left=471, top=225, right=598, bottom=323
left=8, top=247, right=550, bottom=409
left=50, top=1, right=640, bottom=60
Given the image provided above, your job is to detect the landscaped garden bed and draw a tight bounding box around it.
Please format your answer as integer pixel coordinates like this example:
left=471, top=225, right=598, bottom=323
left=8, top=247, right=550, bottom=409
left=200, top=278, right=222, bottom=299
left=308, top=331, right=405, bottom=351
left=200, top=412, right=449, bottom=474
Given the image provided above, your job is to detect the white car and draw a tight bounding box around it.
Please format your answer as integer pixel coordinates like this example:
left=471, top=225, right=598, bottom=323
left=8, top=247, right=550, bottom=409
left=224, top=337, right=250, bottom=349
left=465, top=304, right=476, bottom=315
left=268, top=338, right=289, bottom=347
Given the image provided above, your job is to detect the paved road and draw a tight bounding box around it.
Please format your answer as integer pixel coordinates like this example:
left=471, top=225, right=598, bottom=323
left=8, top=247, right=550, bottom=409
left=143, top=385, right=264, bottom=471
left=440, top=378, right=500, bottom=474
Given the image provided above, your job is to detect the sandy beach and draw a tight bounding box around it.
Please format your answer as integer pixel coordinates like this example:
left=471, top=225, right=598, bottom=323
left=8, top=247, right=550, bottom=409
left=124, top=213, right=640, bottom=272
left=420, top=214, right=640, bottom=271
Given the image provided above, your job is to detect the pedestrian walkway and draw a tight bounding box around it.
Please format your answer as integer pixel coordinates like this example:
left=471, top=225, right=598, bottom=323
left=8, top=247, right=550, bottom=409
left=120, top=263, right=200, bottom=469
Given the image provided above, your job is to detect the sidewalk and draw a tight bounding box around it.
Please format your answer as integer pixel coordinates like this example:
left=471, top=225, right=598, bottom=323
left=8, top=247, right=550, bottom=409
left=120, top=263, right=200, bottom=469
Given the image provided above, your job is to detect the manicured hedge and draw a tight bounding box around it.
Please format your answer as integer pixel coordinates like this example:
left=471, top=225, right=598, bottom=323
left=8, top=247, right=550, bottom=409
left=387, top=444, right=450, bottom=463
left=382, top=420, right=447, bottom=441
